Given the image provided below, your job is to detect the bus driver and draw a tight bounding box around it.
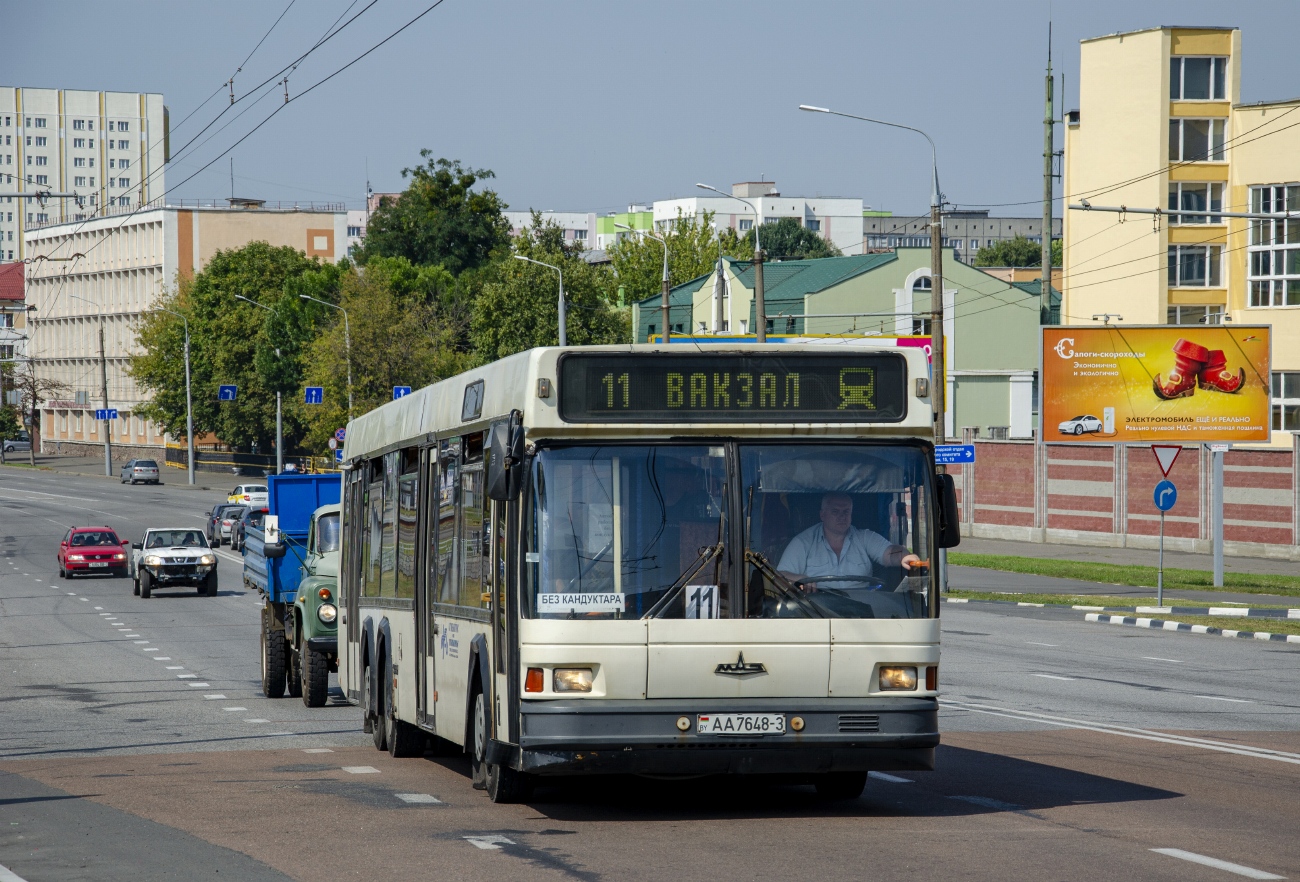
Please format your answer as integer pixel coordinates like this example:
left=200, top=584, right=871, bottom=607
left=777, top=492, right=921, bottom=589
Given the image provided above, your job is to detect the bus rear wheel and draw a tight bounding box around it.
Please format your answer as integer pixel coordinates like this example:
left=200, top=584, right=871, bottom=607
left=813, top=771, right=867, bottom=800
left=385, top=679, right=424, bottom=758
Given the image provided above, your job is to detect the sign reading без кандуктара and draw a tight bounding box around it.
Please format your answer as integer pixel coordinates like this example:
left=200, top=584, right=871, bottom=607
left=1041, top=326, right=1271, bottom=443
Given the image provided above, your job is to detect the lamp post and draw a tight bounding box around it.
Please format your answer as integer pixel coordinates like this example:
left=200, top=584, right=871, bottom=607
left=512, top=255, right=566, bottom=346
left=798, top=104, right=946, bottom=444
left=69, top=293, right=111, bottom=476
left=696, top=184, right=765, bottom=342
left=615, top=222, right=671, bottom=343
left=298, top=293, right=352, bottom=421
left=155, top=307, right=194, bottom=485
left=235, top=294, right=284, bottom=475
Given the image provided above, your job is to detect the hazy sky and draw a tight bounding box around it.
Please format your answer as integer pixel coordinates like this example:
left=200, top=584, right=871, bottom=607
left=11, top=1, right=1297, bottom=217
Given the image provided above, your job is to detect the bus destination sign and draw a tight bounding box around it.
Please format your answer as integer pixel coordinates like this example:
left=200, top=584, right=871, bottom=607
left=558, top=353, right=907, bottom=423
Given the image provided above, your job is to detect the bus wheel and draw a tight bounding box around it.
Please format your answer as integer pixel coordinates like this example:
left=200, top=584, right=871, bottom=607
left=371, top=659, right=388, bottom=751
left=471, top=692, right=489, bottom=791
left=813, top=771, right=867, bottom=800
left=386, top=680, right=424, bottom=758
left=260, top=613, right=286, bottom=698
left=487, top=758, right=533, bottom=804
left=360, top=662, right=374, bottom=734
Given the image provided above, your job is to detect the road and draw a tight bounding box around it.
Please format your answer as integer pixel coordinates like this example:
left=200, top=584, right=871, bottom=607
left=2, top=466, right=1297, bottom=881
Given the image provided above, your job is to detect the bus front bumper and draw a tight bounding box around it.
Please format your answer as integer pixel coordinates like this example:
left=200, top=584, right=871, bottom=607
left=499, top=697, right=939, bottom=777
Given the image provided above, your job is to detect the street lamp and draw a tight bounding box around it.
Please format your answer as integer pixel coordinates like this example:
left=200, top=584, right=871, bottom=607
left=69, top=293, right=112, bottom=476
left=615, top=223, right=671, bottom=343
left=234, top=294, right=284, bottom=475
left=298, top=293, right=352, bottom=421
left=798, top=104, right=947, bottom=445
left=696, top=183, right=766, bottom=342
left=154, top=307, right=194, bottom=485
left=512, top=255, right=566, bottom=346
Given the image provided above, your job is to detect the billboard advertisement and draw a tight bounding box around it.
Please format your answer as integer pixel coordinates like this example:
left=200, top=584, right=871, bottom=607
left=1041, top=326, right=1271, bottom=443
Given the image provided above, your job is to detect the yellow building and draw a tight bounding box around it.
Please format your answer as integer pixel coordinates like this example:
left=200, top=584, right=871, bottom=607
left=1064, top=25, right=1300, bottom=443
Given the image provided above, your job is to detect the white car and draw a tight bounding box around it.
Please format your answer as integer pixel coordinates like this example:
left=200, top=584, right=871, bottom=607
left=1058, top=414, right=1103, bottom=436
left=228, top=483, right=269, bottom=506
left=131, top=528, right=219, bottom=598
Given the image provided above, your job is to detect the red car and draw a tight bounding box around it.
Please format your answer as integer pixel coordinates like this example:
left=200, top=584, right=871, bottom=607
left=58, top=526, right=130, bottom=578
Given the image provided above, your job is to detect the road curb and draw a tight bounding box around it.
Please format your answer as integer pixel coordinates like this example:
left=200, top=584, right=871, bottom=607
left=945, top=596, right=1300, bottom=618
left=1085, top=612, right=1300, bottom=644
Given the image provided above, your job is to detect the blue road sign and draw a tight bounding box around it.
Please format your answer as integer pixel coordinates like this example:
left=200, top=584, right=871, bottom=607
left=304, top=386, right=324, bottom=405
left=94, top=408, right=118, bottom=421
left=934, top=444, right=976, bottom=465
left=334, top=428, right=346, bottom=442
left=218, top=385, right=238, bottom=402
left=1154, top=479, right=1178, bottom=512
left=335, top=448, right=344, bottom=463
left=393, top=385, right=412, bottom=400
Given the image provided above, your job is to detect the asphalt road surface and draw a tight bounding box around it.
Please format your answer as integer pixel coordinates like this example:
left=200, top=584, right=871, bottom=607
left=2, top=466, right=1297, bottom=881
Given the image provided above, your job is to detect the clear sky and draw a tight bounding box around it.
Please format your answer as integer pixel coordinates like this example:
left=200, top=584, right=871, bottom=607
left=10, top=1, right=1297, bottom=217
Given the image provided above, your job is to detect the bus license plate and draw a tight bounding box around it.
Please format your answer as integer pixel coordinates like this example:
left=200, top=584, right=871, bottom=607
left=89, top=562, right=108, bottom=567
left=697, top=713, right=785, bottom=736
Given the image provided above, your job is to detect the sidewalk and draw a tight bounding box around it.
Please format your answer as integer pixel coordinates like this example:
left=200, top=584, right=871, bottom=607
left=956, top=535, right=1297, bottom=578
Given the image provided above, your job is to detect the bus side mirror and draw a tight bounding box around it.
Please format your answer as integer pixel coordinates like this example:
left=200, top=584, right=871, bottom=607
left=486, top=412, right=525, bottom=501
left=935, top=473, right=961, bottom=549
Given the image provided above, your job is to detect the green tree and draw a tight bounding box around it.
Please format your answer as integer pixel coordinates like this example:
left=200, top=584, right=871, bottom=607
left=296, top=258, right=472, bottom=452
left=471, top=217, right=627, bottom=360
left=356, top=153, right=511, bottom=274
left=974, top=234, right=1061, bottom=268
left=131, top=242, right=341, bottom=453
left=743, top=217, right=842, bottom=260
left=0, top=404, right=22, bottom=443
left=607, top=210, right=741, bottom=305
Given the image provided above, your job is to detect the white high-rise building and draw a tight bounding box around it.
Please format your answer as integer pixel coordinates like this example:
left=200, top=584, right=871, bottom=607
left=0, top=87, right=167, bottom=263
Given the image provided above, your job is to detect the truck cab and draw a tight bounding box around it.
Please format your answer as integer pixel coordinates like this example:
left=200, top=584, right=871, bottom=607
left=289, top=504, right=341, bottom=706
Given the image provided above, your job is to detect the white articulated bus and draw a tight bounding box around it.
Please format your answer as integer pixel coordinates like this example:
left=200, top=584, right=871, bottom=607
left=338, top=344, right=959, bottom=802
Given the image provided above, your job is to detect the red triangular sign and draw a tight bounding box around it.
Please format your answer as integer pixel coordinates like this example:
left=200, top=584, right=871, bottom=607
left=1152, top=445, right=1182, bottom=477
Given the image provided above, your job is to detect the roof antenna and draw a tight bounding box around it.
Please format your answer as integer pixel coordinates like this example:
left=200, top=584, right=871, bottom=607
left=230, top=157, right=235, bottom=201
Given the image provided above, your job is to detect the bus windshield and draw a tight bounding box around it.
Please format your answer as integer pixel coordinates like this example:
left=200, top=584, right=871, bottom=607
left=525, top=443, right=933, bottom=620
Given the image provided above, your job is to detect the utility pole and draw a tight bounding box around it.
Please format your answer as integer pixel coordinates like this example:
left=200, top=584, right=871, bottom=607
left=696, top=184, right=763, bottom=341
left=1042, top=26, right=1055, bottom=311
left=98, top=321, right=112, bottom=476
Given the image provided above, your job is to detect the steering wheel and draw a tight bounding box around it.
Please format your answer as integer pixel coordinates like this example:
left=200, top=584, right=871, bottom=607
left=796, top=575, right=886, bottom=593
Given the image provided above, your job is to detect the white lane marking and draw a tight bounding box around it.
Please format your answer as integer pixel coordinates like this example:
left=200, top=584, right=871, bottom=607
left=203, top=694, right=227, bottom=700
left=66, top=592, right=75, bottom=595
left=152, top=656, right=171, bottom=660
left=143, top=648, right=159, bottom=652
left=245, top=719, right=270, bottom=724
left=943, top=698, right=1300, bottom=765
left=177, top=674, right=197, bottom=679
left=122, top=634, right=140, bottom=637
left=1136, top=606, right=1173, bottom=614
left=1151, top=848, right=1285, bottom=880
left=1142, top=656, right=1183, bottom=663
left=868, top=771, right=913, bottom=784
left=223, top=707, right=247, bottom=711
left=32, top=579, right=40, bottom=583
left=303, top=748, right=333, bottom=753
left=1033, top=674, right=1075, bottom=681
left=341, top=766, right=381, bottom=775
left=395, top=793, right=445, bottom=805
left=0, top=860, right=34, bottom=881
left=93, top=606, right=103, bottom=610
left=188, top=683, right=211, bottom=688
left=1026, top=641, right=1057, bottom=647
left=99, top=613, right=112, bottom=616
left=1195, top=695, right=1254, bottom=703
left=464, top=836, right=514, bottom=850
left=78, top=597, right=88, bottom=602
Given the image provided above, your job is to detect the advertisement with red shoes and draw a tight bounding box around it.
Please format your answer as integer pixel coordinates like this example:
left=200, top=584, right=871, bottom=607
left=1041, top=326, right=1271, bottom=443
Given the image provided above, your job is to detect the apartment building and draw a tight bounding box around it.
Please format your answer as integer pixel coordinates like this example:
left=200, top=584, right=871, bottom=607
left=0, top=87, right=166, bottom=264
left=1063, top=26, right=1300, bottom=442
left=655, top=182, right=864, bottom=256
left=24, top=201, right=347, bottom=453
left=503, top=210, right=597, bottom=246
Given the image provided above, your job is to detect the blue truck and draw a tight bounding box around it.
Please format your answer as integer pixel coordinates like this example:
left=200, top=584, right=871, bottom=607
left=243, top=473, right=342, bottom=705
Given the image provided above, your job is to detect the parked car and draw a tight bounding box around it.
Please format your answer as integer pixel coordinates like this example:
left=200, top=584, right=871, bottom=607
left=1057, top=414, right=1103, bottom=436
left=205, top=503, right=245, bottom=547
left=218, top=505, right=248, bottom=546
left=58, top=526, right=131, bottom=579
left=231, top=506, right=269, bottom=552
left=121, top=459, right=161, bottom=484
left=3, top=430, right=31, bottom=453
left=228, top=483, right=269, bottom=506
left=131, top=528, right=219, bottom=598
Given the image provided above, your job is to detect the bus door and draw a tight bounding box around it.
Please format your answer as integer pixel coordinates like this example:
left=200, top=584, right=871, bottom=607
left=415, top=445, right=438, bottom=729
left=340, top=465, right=366, bottom=702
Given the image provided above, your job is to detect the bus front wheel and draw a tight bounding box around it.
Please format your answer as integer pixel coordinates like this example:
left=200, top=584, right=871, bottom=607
left=473, top=690, right=532, bottom=803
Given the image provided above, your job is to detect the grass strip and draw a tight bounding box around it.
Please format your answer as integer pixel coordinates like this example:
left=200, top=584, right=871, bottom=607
left=949, top=552, right=1300, bottom=597
left=1138, top=614, right=1300, bottom=637
left=947, top=590, right=1295, bottom=610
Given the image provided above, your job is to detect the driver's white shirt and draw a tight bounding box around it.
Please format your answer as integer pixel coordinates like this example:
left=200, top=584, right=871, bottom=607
left=776, top=524, right=894, bottom=580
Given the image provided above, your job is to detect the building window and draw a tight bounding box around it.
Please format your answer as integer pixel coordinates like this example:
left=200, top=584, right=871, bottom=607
left=1167, top=305, right=1224, bottom=325
left=34, top=136, right=46, bottom=147
left=33, top=156, right=46, bottom=166
left=1273, top=373, right=1300, bottom=431
left=118, top=139, right=129, bottom=150
left=0, top=313, right=12, bottom=328
left=1168, top=245, right=1222, bottom=287
left=347, top=225, right=362, bottom=237
left=806, top=219, right=821, bottom=232
left=1169, top=182, right=1223, bottom=223
left=74, top=157, right=85, bottom=167
left=573, top=228, right=587, bottom=240
left=75, top=176, right=86, bottom=187
left=911, top=277, right=933, bottom=335
left=73, top=139, right=85, bottom=150
left=32, top=118, right=46, bottom=128
left=1170, top=56, right=1228, bottom=101
left=1247, top=184, right=1300, bottom=307
left=739, top=219, right=753, bottom=231
left=116, top=121, right=129, bottom=132
left=34, top=175, right=47, bottom=185
left=1169, top=118, right=1226, bottom=161
left=73, top=119, right=85, bottom=131
left=109, top=159, right=116, bottom=169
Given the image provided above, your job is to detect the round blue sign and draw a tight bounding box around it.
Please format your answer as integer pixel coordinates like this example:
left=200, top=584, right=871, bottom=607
left=1153, top=479, right=1178, bottom=512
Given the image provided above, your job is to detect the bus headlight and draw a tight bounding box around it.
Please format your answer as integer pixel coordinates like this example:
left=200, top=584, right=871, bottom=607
left=317, top=603, right=337, bottom=624
left=879, top=666, right=918, bottom=691
left=553, top=668, right=593, bottom=693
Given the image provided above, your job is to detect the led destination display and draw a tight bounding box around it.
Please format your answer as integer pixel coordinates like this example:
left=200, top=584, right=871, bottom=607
left=558, top=353, right=907, bottom=422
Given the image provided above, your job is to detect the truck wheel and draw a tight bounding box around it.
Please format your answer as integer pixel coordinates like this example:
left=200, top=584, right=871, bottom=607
left=385, top=677, right=424, bottom=758
left=140, top=571, right=152, bottom=599
left=301, top=640, right=329, bottom=708
left=260, top=613, right=286, bottom=698
left=205, top=572, right=218, bottom=596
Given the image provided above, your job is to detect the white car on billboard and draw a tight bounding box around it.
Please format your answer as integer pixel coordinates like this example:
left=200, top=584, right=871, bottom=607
left=1058, top=414, right=1103, bottom=436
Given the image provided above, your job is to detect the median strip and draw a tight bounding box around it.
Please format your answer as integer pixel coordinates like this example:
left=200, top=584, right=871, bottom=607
left=1086, top=613, right=1300, bottom=643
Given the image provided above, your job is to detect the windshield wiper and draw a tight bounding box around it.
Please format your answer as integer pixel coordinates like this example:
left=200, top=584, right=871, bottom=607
left=743, top=550, right=825, bottom=618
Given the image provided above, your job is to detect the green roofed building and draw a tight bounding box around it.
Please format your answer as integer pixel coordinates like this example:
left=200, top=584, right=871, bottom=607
left=630, top=248, right=1059, bottom=438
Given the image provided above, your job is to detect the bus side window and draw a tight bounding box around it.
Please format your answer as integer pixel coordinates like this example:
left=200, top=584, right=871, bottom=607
left=438, top=442, right=459, bottom=605
left=396, top=457, right=418, bottom=600
left=380, top=451, right=399, bottom=598
left=364, top=458, right=384, bottom=598
left=460, top=468, right=486, bottom=608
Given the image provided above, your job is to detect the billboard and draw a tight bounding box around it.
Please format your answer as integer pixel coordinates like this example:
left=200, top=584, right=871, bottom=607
left=1041, top=326, right=1271, bottom=443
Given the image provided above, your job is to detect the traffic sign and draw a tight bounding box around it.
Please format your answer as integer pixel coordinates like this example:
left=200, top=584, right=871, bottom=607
left=304, top=386, right=324, bottom=405
left=1153, top=480, right=1178, bottom=512
left=934, top=444, right=975, bottom=465
left=94, top=408, right=118, bottom=421
left=218, top=384, right=238, bottom=402
left=393, top=385, right=412, bottom=400
left=334, top=428, right=346, bottom=442
left=335, top=448, right=344, bottom=463
left=1151, top=445, right=1182, bottom=477
left=328, top=437, right=337, bottom=451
